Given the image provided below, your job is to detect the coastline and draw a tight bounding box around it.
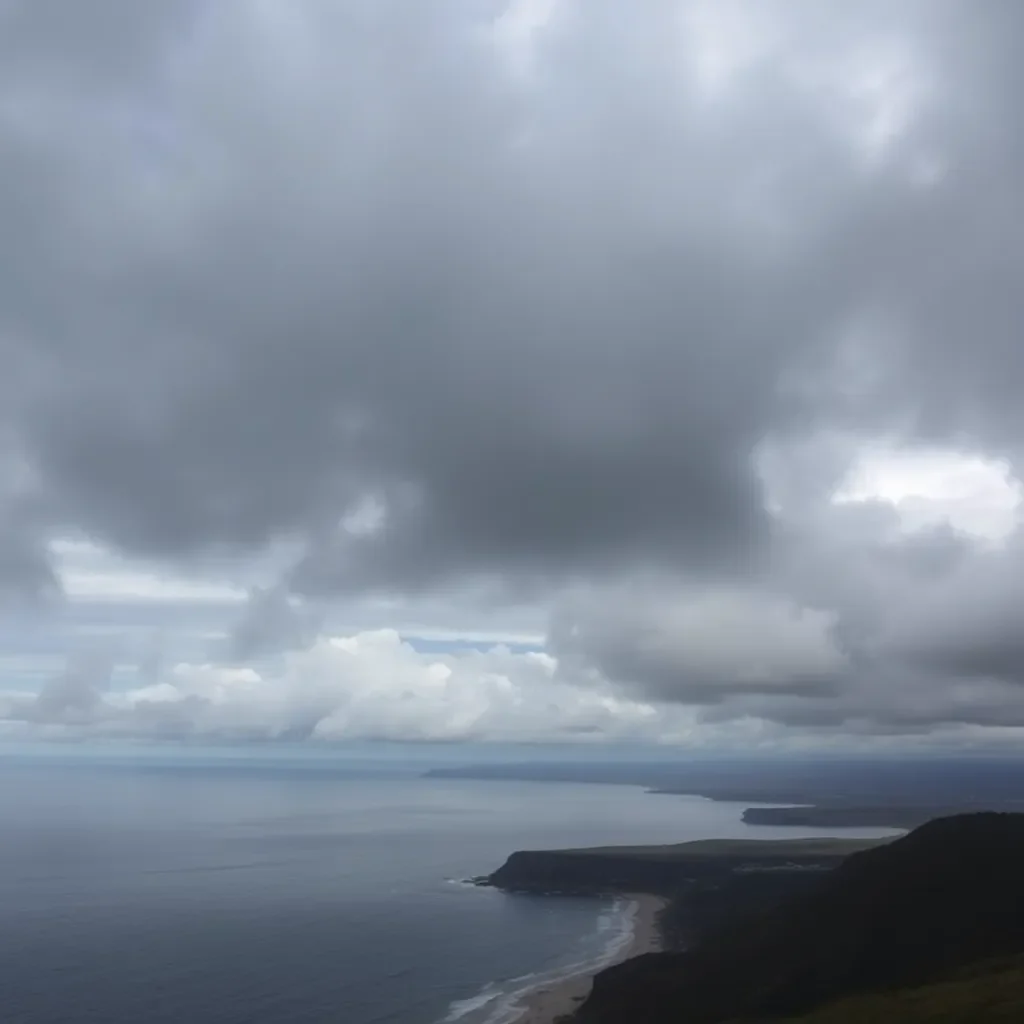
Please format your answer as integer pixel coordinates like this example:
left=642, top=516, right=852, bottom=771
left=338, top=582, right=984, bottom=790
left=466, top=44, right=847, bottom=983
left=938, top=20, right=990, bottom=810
left=509, top=893, right=667, bottom=1024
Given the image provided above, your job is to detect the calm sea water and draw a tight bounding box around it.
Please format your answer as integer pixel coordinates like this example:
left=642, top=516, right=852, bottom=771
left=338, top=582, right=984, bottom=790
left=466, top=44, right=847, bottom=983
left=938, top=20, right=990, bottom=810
left=0, top=755, right=890, bottom=1024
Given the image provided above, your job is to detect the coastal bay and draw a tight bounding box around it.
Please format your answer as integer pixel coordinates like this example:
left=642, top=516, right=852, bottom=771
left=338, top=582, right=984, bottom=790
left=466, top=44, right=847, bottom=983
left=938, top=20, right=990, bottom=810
left=480, top=835, right=894, bottom=1024
left=509, top=894, right=666, bottom=1024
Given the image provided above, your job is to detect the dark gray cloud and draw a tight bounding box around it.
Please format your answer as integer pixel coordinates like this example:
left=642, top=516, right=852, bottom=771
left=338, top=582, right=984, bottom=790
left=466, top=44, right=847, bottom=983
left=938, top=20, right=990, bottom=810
left=0, top=522, right=58, bottom=602
left=0, top=1, right=946, bottom=584
left=224, top=585, right=320, bottom=661
left=3, top=1, right=1024, bottom=744
left=552, top=521, right=1024, bottom=736
left=549, top=580, right=845, bottom=704
left=872, top=540, right=1024, bottom=685
left=29, top=650, right=112, bottom=723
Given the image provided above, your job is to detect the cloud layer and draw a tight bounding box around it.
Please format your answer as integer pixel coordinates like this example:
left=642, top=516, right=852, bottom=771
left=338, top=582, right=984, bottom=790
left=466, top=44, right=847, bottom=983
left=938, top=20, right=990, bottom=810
left=3, top=1, right=1024, bottom=747
left=0, top=630, right=662, bottom=746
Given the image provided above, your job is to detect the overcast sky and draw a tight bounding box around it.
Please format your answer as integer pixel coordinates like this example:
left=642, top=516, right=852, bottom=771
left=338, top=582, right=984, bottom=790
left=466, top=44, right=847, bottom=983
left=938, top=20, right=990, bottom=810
left=3, top=0, right=1024, bottom=752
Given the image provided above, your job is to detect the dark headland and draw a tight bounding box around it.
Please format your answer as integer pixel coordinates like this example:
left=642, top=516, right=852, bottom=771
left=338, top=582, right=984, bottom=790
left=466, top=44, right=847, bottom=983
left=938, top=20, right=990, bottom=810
left=483, top=813, right=1024, bottom=1023
left=484, top=835, right=889, bottom=961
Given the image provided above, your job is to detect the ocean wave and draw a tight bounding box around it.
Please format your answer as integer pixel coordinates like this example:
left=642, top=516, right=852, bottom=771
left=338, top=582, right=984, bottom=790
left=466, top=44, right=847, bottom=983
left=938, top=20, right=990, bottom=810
left=442, top=982, right=504, bottom=1021
left=437, top=897, right=639, bottom=1024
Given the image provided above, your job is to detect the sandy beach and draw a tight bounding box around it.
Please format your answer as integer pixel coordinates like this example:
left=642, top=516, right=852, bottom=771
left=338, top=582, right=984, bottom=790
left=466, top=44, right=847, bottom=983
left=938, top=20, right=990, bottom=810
left=509, top=893, right=667, bottom=1024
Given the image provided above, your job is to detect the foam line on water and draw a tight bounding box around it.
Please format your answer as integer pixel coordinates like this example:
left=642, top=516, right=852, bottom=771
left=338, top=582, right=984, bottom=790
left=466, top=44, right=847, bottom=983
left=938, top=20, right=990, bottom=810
left=437, top=897, right=639, bottom=1024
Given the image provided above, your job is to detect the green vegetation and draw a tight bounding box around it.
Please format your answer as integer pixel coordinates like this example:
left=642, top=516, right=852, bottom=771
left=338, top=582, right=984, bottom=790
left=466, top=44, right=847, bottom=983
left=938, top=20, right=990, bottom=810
left=485, top=836, right=883, bottom=898
left=776, top=956, right=1024, bottom=1023
left=559, top=837, right=890, bottom=860
left=740, top=805, right=960, bottom=830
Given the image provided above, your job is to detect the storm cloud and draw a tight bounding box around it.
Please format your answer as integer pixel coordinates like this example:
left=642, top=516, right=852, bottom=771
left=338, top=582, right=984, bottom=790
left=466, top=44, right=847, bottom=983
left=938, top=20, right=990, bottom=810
left=2, top=0, right=1024, bottom=746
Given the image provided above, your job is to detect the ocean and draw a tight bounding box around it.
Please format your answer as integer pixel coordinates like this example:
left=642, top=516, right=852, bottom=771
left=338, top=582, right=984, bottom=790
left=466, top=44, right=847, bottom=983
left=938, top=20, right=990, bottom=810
left=0, top=753, right=890, bottom=1024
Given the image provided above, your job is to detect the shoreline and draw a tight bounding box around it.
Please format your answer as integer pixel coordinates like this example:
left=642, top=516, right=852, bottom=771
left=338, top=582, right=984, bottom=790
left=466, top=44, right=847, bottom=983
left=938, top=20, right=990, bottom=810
left=508, top=893, right=667, bottom=1024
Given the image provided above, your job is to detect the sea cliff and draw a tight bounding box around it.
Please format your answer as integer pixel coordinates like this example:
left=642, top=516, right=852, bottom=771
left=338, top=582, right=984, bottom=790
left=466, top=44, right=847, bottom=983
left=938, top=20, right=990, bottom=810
left=485, top=837, right=888, bottom=950
left=486, top=837, right=883, bottom=894
left=574, top=814, right=1024, bottom=1024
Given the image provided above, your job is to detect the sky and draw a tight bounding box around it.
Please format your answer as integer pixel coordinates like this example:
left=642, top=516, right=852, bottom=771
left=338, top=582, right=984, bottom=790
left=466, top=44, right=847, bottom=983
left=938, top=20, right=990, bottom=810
left=2, top=0, right=1024, bottom=753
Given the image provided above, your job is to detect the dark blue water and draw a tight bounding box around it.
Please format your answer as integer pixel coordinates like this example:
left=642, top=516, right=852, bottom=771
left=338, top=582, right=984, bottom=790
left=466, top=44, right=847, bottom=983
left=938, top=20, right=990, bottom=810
left=0, top=756, right=891, bottom=1024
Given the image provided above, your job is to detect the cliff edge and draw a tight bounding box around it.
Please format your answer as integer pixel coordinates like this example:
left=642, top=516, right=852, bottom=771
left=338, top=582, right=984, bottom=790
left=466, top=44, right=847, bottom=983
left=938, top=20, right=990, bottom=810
left=576, top=813, right=1024, bottom=1024
left=486, top=837, right=884, bottom=896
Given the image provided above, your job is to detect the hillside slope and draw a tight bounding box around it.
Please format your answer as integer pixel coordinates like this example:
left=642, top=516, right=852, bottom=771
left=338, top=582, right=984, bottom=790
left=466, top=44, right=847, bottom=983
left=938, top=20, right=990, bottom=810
left=781, top=955, right=1024, bottom=1023
left=576, top=813, right=1024, bottom=1024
